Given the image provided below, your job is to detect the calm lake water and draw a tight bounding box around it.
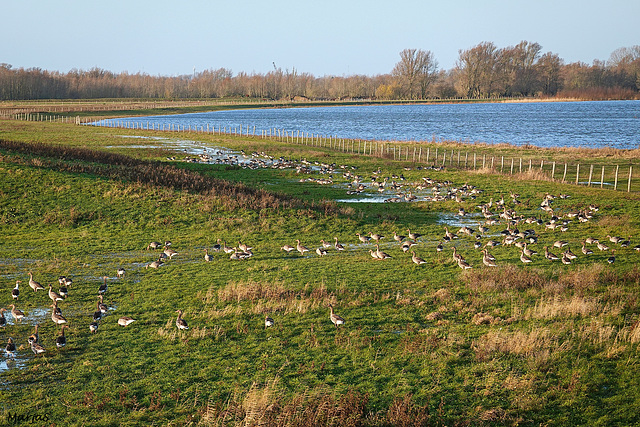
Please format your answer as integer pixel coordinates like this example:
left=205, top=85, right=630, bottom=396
left=94, top=100, right=640, bottom=149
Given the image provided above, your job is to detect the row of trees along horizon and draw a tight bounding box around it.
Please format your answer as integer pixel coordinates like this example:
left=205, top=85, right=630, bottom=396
left=1, top=41, right=639, bottom=101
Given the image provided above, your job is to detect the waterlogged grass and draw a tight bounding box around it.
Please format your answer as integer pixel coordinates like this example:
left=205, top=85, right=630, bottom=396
left=1, top=120, right=640, bottom=425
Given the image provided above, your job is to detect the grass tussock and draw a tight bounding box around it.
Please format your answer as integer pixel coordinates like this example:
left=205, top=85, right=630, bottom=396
left=473, top=329, right=559, bottom=361
left=525, top=295, right=601, bottom=319
left=463, top=265, right=546, bottom=291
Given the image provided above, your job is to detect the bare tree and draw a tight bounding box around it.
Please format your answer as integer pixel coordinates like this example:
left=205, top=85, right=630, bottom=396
left=392, top=49, right=438, bottom=99
left=455, top=42, right=500, bottom=98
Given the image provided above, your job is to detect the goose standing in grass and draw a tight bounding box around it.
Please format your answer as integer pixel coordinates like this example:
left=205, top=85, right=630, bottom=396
left=597, top=241, right=610, bottom=251
left=11, top=281, right=20, bottom=300
left=9, top=304, right=24, bottom=322
left=28, top=324, right=39, bottom=345
left=5, top=337, right=16, bottom=356
left=375, top=244, right=392, bottom=260
left=204, top=249, right=214, bottom=262
left=334, top=237, right=345, bottom=251
left=264, top=315, right=274, bottom=329
left=544, top=246, right=560, bottom=261
left=561, top=252, right=572, bottom=265
left=146, top=241, right=162, bottom=250
left=436, top=242, right=444, bottom=253
left=28, top=272, right=44, bottom=292
left=520, top=249, right=533, bottom=264
left=321, top=239, right=332, bottom=249
left=146, top=258, right=164, bottom=269
left=51, top=300, right=62, bottom=316
left=31, top=341, right=46, bottom=356
left=482, top=249, right=497, bottom=267
left=175, top=310, right=189, bottom=330
left=356, top=233, right=371, bottom=244
left=523, top=243, right=537, bottom=257
left=553, top=240, right=568, bottom=249
left=393, top=232, right=406, bottom=243
left=238, top=242, right=253, bottom=253
left=369, top=232, right=384, bottom=243
left=48, top=285, right=64, bottom=303
left=581, top=242, right=593, bottom=256
left=316, top=247, right=328, bottom=257
left=369, top=249, right=380, bottom=260
left=457, top=258, right=472, bottom=269
left=163, top=244, right=178, bottom=260
left=89, top=321, right=99, bottom=334
left=118, top=317, right=135, bottom=327
left=411, top=251, right=426, bottom=265
left=296, top=240, right=309, bottom=256
left=608, top=250, right=616, bottom=264
left=212, top=239, right=222, bottom=252
left=98, top=295, right=108, bottom=315
left=51, top=304, right=67, bottom=325
left=564, top=247, right=578, bottom=260
left=407, top=229, right=422, bottom=241
left=281, top=244, right=295, bottom=253
left=56, top=325, right=69, bottom=348
left=0, top=308, right=6, bottom=328
left=329, top=304, right=345, bottom=328
left=117, top=268, right=126, bottom=278
left=58, top=282, right=68, bottom=299
left=222, top=241, right=235, bottom=254
left=98, top=276, right=108, bottom=295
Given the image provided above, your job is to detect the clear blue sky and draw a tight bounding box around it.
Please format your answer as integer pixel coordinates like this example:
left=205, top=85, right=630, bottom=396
left=3, top=0, right=638, bottom=77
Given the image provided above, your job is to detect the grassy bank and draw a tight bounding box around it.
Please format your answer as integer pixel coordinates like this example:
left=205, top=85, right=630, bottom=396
left=1, top=119, right=640, bottom=426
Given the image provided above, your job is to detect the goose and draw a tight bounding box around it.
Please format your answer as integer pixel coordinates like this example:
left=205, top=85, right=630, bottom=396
left=407, top=229, right=422, bottom=241
left=93, top=306, right=103, bottom=322
left=281, top=244, right=295, bottom=253
left=296, top=240, right=309, bottom=255
left=561, top=252, right=572, bottom=265
left=146, top=241, right=162, bottom=250
left=264, top=315, right=274, bottom=328
left=175, top=310, right=189, bottom=330
left=369, top=249, right=381, bottom=260
left=117, top=268, right=126, bottom=278
left=238, top=241, right=253, bottom=252
left=11, top=281, right=20, bottom=300
left=146, top=258, right=164, bottom=269
left=28, top=324, right=39, bottom=344
left=316, top=247, right=328, bottom=257
left=334, top=237, right=345, bottom=251
left=163, top=245, right=178, bottom=259
left=98, top=295, right=108, bottom=314
left=564, top=247, right=578, bottom=260
left=329, top=304, right=345, bottom=327
left=607, top=250, right=616, bottom=264
left=401, top=241, right=415, bottom=252
left=0, top=308, right=6, bottom=328
left=98, top=276, right=108, bottom=295
left=443, top=227, right=456, bottom=241
left=118, top=317, right=135, bottom=327
left=28, top=272, right=44, bottom=292
left=597, top=241, right=610, bottom=251
left=58, top=283, right=68, bottom=299
left=457, top=258, right=472, bottom=269
left=89, top=321, right=99, bottom=334
left=51, top=305, right=67, bottom=325
left=9, top=304, right=24, bottom=322
left=544, top=246, right=560, bottom=261
left=411, top=251, right=426, bottom=265
left=51, top=300, right=62, bottom=316
left=607, top=235, right=623, bottom=244
left=482, top=250, right=497, bottom=267
left=520, top=249, right=532, bottom=264
left=620, top=237, right=632, bottom=248
left=356, top=233, right=371, bottom=244
left=393, top=232, right=406, bottom=243
left=452, top=247, right=464, bottom=263
left=375, top=244, right=392, bottom=260
left=204, top=249, right=213, bottom=262
left=56, top=325, right=69, bottom=348
left=369, top=232, right=384, bottom=243
left=31, top=341, right=46, bottom=355
left=222, top=241, right=235, bottom=254
left=581, top=242, right=593, bottom=255
left=436, top=242, right=444, bottom=253
left=585, top=237, right=599, bottom=245
left=523, top=243, right=537, bottom=257
left=320, top=239, right=332, bottom=249
left=48, top=285, right=64, bottom=303
left=212, top=239, right=222, bottom=252
left=553, top=240, right=568, bottom=249
left=5, top=337, right=16, bottom=356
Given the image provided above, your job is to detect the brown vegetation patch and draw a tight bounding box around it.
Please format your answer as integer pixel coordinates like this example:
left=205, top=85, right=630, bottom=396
left=473, top=329, right=558, bottom=361
left=463, top=265, right=547, bottom=291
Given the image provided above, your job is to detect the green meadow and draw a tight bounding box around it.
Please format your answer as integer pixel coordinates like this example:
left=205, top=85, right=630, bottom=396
left=1, top=115, right=640, bottom=426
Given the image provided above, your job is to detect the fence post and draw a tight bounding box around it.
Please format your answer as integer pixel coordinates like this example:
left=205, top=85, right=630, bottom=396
left=576, top=164, right=580, bottom=185
left=501, top=156, right=504, bottom=172
left=614, top=165, right=619, bottom=190
left=628, top=166, right=633, bottom=192
left=588, top=165, right=593, bottom=186
left=473, top=153, right=477, bottom=169
left=519, top=158, right=522, bottom=173
left=552, top=162, right=556, bottom=180
left=562, top=163, right=567, bottom=183
left=601, top=166, right=605, bottom=188
left=427, top=148, right=430, bottom=163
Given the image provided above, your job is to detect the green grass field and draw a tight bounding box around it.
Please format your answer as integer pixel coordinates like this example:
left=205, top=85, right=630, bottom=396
left=1, top=117, right=640, bottom=426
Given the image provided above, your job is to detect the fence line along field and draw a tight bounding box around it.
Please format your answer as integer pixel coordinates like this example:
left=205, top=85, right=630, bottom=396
left=1, top=113, right=640, bottom=426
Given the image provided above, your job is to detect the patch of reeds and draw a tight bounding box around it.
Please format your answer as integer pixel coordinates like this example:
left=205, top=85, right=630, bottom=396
left=473, top=328, right=559, bottom=362
left=463, top=265, right=547, bottom=291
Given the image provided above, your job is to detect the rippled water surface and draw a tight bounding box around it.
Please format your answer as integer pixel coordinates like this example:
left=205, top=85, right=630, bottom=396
left=94, top=100, right=640, bottom=149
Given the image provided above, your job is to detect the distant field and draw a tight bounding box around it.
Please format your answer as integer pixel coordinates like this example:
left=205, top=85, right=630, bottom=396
left=1, top=115, right=640, bottom=426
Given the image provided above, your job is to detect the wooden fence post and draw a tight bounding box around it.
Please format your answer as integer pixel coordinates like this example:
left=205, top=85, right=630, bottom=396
left=614, top=165, right=619, bottom=190
left=628, top=166, right=633, bottom=192
left=510, top=158, right=514, bottom=174
left=588, top=165, right=594, bottom=186
left=562, top=163, right=567, bottom=183
left=576, top=164, right=580, bottom=185
left=552, top=162, right=556, bottom=180
left=601, top=166, right=605, bottom=188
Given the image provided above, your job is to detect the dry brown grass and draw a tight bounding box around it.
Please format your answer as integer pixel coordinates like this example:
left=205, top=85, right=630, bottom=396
left=525, top=295, right=601, bottom=319
left=473, top=328, right=560, bottom=362
left=463, top=265, right=547, bottom=291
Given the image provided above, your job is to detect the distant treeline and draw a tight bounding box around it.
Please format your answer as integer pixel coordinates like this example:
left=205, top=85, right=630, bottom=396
left=1, top=42, right=638, bottom=101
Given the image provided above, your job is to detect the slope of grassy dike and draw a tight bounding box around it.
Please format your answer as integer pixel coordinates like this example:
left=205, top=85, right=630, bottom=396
left=1, top=120, right=640, bottom=426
